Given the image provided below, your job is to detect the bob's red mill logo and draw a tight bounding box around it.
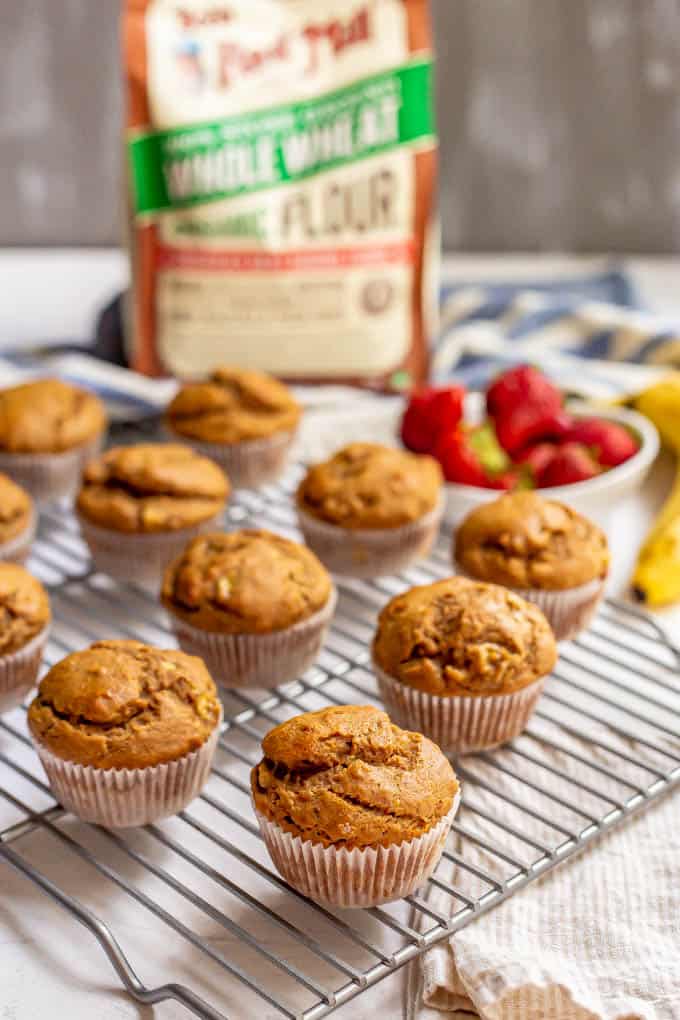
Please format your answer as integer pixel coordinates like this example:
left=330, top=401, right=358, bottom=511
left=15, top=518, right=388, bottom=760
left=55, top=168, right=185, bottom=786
left=176, top=6, right=372, bottom=86
left=175, top=8, right=233, bottom=29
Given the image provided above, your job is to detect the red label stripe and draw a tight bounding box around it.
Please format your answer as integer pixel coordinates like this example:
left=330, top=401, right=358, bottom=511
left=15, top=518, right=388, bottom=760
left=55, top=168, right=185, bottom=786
left=157, top=241, right=414, bottom=272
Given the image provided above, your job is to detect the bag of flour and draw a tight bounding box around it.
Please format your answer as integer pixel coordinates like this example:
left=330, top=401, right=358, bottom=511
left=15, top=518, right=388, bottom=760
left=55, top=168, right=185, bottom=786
left=123, top=0, right=438, bottom=387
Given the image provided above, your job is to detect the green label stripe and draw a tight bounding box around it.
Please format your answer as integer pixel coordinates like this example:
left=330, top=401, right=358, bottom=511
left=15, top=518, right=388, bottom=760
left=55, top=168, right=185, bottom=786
left=128, top=59, right=434, bottom=216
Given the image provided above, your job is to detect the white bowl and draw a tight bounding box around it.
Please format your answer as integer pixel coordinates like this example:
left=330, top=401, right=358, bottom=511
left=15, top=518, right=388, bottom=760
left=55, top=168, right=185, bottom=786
left=443, top=399, right=660, bottom=533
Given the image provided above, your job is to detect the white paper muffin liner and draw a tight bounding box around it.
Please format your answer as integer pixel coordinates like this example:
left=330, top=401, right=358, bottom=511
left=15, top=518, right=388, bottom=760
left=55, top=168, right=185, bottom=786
left=297, top=499, right=444, bottom=579
left=169, top=587, right=338, bottom=688
left=507, top=577, right=606, bottom=642
left=374, top=662, right=546, bottom=754
left=33, top=714, right=222, bottom=828
left=0, top=434, right=103, bottom=505
left=453, top=560, right=605, bottom=643
left=255, top=794, right=460, bottom=908
left=166, top=427, right=297, bottom=490
left=78, top=511, right=224, bottom=589
left=0, top=625, right=49, bottom=715
left=0, top=509, right=36, bottom=565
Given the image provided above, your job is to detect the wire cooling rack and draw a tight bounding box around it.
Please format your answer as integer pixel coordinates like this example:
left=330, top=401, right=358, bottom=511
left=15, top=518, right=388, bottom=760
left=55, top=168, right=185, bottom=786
left=1, top=465, right=679, bottom=1020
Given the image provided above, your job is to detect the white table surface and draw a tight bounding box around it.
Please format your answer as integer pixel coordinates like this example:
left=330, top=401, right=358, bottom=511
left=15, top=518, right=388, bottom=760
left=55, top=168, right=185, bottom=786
left=1, top=250, right=679, bottom=1020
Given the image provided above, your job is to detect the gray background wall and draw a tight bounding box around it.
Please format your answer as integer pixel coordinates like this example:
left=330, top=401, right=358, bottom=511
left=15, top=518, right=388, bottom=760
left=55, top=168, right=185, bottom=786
left=1, top=0, right=680, bottom=251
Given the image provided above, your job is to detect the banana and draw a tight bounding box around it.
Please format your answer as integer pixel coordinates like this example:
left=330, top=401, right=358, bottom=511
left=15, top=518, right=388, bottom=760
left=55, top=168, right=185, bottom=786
left=629, top=374, right=680, bottom=607
left=633, top=373, right=680, bottom=455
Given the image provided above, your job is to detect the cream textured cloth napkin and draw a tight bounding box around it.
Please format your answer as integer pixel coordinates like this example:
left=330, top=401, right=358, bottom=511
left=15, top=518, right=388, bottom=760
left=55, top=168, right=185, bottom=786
left=406, top=728, right=680, bottom=1020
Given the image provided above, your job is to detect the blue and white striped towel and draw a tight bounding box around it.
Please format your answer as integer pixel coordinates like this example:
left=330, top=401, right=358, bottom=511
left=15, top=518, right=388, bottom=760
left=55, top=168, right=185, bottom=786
left=434, top=266, right=676, bottom=396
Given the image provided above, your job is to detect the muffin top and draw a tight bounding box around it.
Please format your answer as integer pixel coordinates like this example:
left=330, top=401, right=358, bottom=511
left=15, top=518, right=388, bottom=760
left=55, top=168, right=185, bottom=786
left=0, top=379, right=106, bottom=453
left=28, top=639, right=221, bottom=770
left=162, top=529, right=332, bottom=634
left=373, top=576, right=557, bottom=697
left=166, top=366, right=301, bottom=444
left=297, top=443, right=443, bottom=530
left=455, top=492, right=609, bottom=590
left=0, top=563, right=50, bottom=655
left=76, top=443, right=229, bottom=533
left=251, top=705, right=458, bottom=849
left=0, top=472, right=32, bottom=544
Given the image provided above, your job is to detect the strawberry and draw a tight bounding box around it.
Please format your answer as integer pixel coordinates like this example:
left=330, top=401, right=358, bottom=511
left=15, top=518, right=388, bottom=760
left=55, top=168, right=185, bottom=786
left=400, top=392, right=432, bottom=452
left=537, top=442, right=601, bottom=487
left=401, top=386, right=465, bottom=454
left=487, top=366, right=571, bottom=456
left=565, top=417, right=639, bottom=468
left=515, top=442, right=558, bottom=479
left=487, top=365, right=562, bottom=420
left=495, top=403, right=572, bottom=456
left=434, top=429, right=493, bottom=487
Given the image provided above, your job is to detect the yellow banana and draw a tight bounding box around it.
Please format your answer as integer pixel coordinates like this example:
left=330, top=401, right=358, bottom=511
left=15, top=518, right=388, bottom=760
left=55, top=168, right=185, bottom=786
left=633, top=467, right=680, bottom=606
left=633, top=373, right=680, bottom=454
left=630, top=374, right=680, bottom=607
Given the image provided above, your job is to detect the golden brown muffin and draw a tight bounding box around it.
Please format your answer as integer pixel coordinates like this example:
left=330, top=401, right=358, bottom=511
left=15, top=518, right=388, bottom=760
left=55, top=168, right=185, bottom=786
left=455, top=492, right=609, bottom=590
left=76, top=443, right=229, bottom=533
left=28, top=639, right=221, bottom=770
left=0, top=379, right=106, bottom=454
left=373, top=577, right=557, bottom=697
left=0, top=473, right=32, bottom=544
left=0, top=563, right=50, bottom=655
left=297, top=443, right=443, bottom=530
left=162, top=529, right=332, bottom=634
left=251, top=705, right=458, bottom=849
left=166, top=367, right=301, bottom=444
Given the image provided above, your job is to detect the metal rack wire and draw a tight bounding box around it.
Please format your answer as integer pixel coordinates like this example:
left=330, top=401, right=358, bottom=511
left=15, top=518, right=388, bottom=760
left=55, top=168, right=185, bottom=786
left=1, top=466, right=679, bottom=1020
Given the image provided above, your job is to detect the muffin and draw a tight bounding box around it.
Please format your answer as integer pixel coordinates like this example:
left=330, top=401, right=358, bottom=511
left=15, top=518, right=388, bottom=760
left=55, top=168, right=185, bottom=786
left=372, top=577, right=557, bottom=753
left=165, top=367, right=301, bottom=489
left=296, top=443, right=444, bottom=577
left=162, top=529, right=336, bottom=687
left=28, top=639, right=222, bottom=827
left=76, top=443, right=229, bottom=586
left=251, top=705, right=460, bottom=907
left=0, top=563, right=50, bottom=713
left=0, top=378, right=107, bottom=503
left=454, top=491, right=609, bottom=641
left=0, top=472, right=35, bottom=563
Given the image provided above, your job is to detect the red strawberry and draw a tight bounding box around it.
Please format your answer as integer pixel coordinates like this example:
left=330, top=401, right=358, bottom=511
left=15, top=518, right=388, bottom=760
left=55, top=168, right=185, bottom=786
left=400, top=392, right=432, bottom=452
left=565, top=417, right=639, bottom=468
left=435, top=429, right=493, bottom=487
left=487, top=365, right=562, bottom=420
left=401, top=386, right=465, bottom=453
left=537, top=442, right=601, bottom=488
left=516, top=442, right=558, bottom=479
left=495, top=403, right=572, bottom=456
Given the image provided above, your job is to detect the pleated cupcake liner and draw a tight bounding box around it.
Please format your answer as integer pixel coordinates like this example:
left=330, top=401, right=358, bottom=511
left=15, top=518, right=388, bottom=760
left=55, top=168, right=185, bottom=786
left=507, top=578, right=606, bottom=642
left=33, top=713, right=222, bottom=828
left=453, top=561, right=606, bottom=643
left=297, top=499, right=444, bottom=579
left=374, top=662, right=546, bottom=754
left=169, top=587, right=338, bottom=688
left=0, top=434, right=103, bottom=505
left=0, top=624, right=49, bottom=715
left=255, top=794, right=460, bottom=908
left=0, top=509, right=37, bottom=565
left=78, top=511, right=224, bottom=589
left=165, top=427, right=297, bottom=490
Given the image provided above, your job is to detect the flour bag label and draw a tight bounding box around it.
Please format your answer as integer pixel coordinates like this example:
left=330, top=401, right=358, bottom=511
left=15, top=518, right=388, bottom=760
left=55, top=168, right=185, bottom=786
left=124, top=0, right=438, bottom=386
